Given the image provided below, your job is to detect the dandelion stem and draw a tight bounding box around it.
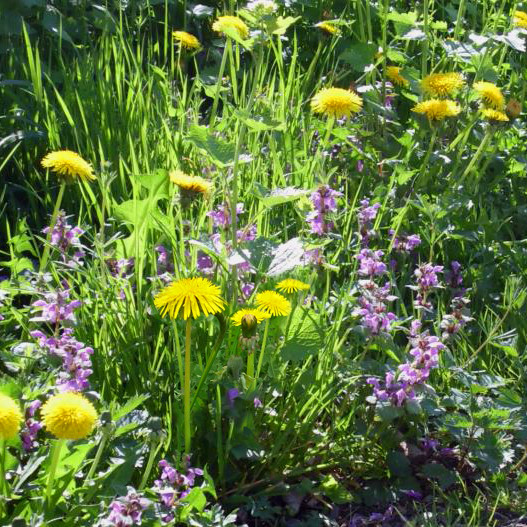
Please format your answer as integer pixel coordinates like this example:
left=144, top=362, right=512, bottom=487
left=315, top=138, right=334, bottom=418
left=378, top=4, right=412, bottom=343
left=421, top=0, right=429, bottom=77
left=255, top=318, right=271, bottom=383
left=85, top=426, right=111, bottom=484
left=46, top=438, right=65, bottom=508
left=40, top=182, right=66, bottom=271
left=460, top=127, right=493, bottom=183
left=247, top=349, right=255, bottom=382
left=184, top=318, right=192, bottom=453
left=0, top=439, right=6, bottom=503
left=209, top=39, right=230, bottom=127
left=139, top=439, right=159, bottom=490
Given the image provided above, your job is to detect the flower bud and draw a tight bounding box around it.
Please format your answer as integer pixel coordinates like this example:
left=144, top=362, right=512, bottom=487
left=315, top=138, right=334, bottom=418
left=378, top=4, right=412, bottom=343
left=506, top=98, right=522, bottom=120
left=241, top=313, right=258, bottom=338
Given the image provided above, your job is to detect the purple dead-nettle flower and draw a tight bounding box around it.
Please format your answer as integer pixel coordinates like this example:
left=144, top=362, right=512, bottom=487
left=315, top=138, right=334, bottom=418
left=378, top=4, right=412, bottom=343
left=108, top=258, right=134, bottom=278
left=31, top=328, right=94, bottom=392
left=237, top=224, right=257, bottom=243
left=414, top=263, right=443, bottom=291
left=43, top=210, right=85, bottom=265
left=302, top=248, right=324, bottom=267
left=101, top=487, right=151, bottom=527
left=31, top=288, right=81, bottom=325
left=352, top=281, right=397, bottom=336
left=357, top=249, right=387, bottom=277
left=306, top=211, right=333, bottom=236
left=357, top=199, right=380, bottom=246
left=389, top=230, right=422, bottom=253
left=440, top=295, right=472, bottom=339
left=356, top=159, right=364, bottom=173
left=155, top=245, right=174, bottom=275
left=207, top=203, right=244, bottom=229
left=152, top=459, right=204, bottom=524
left=197, top=252, right=214, bottom=275
left=310, top=186, right=342, bottom=213
left=446, top=260, right=465, bottom=296
left=240, top=281, right=255, bottom=301
left=227, top=388, right=240, bottom=407
left=20, top=400, right=43, bottom=452
left=254, top=398, right=263, bottom=408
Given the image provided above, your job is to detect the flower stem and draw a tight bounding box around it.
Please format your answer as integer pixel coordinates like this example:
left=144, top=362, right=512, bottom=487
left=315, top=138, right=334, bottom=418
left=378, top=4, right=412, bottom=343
left=139, top=440, right=158, bottom=490
left=209, top=39, right=230, bottom=127
left=40, top=182, right=66, bottom=271
left=84, top=427, right=111, bottom=484
left=255, top=318, right=271, bottom=383
left=184, top=318, right=192, bottom=454
left=46, top=438, right=65, bottom=507
left=459, top=127, right=493, bottom=183
left=0, top=439, right=6, bottom=511
left=246, top=349, right=255, bottom=383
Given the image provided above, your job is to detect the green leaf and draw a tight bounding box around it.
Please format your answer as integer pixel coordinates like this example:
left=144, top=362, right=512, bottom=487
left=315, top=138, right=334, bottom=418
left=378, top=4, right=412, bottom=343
left=339, top=43, right=377, bottom=72
left=221, top=27, right=254, bottom=50
left=187, top=125, right=236, bottom=167
left=387, top=451, right=411, bottom=477
left=112, top=395, right=149, bottom=421
left=318, top=474, right=351, bottom=504
left=265, top=16, right=300, bottom=36
left=281, top=308, right=324, bottom=362
left=422, top=463, right=457, bottom=489
left=251, top=182, right=310, bottom=207
left=234, top=110, right=285, bottom=131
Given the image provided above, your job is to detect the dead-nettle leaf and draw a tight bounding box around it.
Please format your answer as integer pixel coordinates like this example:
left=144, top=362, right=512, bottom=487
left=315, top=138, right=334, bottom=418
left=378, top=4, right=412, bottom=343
left=252, top=182, right=310, bottom=207
left=401, top=28, right=426, bottom=40
left=494, top=29, right=526, bottom=52
left=267, top=237, right=305, bottom=276
left=227, top=249, right=255, bottom=272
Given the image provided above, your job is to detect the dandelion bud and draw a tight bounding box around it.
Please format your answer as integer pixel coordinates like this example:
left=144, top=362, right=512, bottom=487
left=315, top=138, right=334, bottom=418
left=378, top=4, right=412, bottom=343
left=241, top=313, right=258, bottom=338
left=506, top=98, right=522, bottom=120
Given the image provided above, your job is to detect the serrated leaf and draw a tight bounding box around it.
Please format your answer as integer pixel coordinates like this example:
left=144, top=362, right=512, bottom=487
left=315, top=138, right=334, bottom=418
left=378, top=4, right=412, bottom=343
left=387, top=451, right=411, bottom=476
left=422, top=463, right=457, bottom=488
left=339, top=43, right=377, bottom=72
left=265, top=15, right=300, bottom=35
left=187, top=125, right=236, bottom=167
left=281, top=307, right=324, bottom=362
left=319, top=475, right=351, bottom=504
left=268, top=237, right=305, bottom=276
left=251, top=182, right=310, bottom=207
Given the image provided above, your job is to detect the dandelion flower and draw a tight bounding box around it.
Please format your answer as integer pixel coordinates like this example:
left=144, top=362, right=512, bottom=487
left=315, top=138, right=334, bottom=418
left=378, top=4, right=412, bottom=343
left=41, top=150, right=95, bottom=183
left=41, top=392, right=97, bottom=440
left=481, top=108, right=509, bottom=122
left=311, top=87, right=362, bottom=118
left=170, top=170, right=212, bottom=197
left=386, top=66, right=409, bottom=88
left=173, top=31, right=201, bottom=50
left=212, top=16, right=249, bottom=39
left=514, top=10, right=527, bottom=28
left=276, top=278, right=310, bottom=294
left=315, top=22, right=339, bottom=35
left=231, top=308, right=270, bottom=327
left=154, top=277, right=226, bottom=320
left=411, top=99, right=461, bottom=121
left=0, top=394, right=23, bottom=440
left=255, top=291, right=291, bottom=317
left=246, top=0, right=277, bottom=15
left=473, top=82, right=505, bottom=110
left=421, top=73, right=464, bottom=97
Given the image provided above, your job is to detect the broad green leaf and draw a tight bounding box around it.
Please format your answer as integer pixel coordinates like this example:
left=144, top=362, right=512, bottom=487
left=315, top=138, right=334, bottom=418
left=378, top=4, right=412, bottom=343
left=281, top=307, right=324, bottom=362
left=234, top=109, right=285, bottom=131
left=267, top=238, right=306, bottom=276
left=319, top=475, right=352, bottom=504
left=339, top=43, right=377, bottom=72
left=251, top=182, right=310, bottom=207
left=266, top=16, right=300, bottom=36
left=187, top=125, right=236, bottom=167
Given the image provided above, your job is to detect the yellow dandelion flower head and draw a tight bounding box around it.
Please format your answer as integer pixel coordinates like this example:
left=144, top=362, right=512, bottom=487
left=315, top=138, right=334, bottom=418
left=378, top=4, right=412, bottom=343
left=421, top=72, right=464, bottom=97
left=386, top=66, right=409, bottom=88
left=311, top=87, right=362, bottom=118
left=172, top=31, right=201, bottom=50
left=276, top=278, right=310, bottom=294
left=231, top=308, right=270, bottom=326
left=315, top=22, right=339, bottom=35
left=169, top=170, right=212, bottom=196
left=255, top=291, right=291, bottom=317
left=0, top=394, right=23, bottom=440
left=473, top=81, right=505, bottom=110
left=411, top=99, right=461, bottom=121
left=212, top=16, right=249, bottom=39
left=154, top=277, right=226, bottom=320
left=481, top=108, right=509, bottom=122
left=41, top=392, right=97, bottom=440
left=41, top=150, right=95, bottom=183
left=514, top=10, right=527, bottom=28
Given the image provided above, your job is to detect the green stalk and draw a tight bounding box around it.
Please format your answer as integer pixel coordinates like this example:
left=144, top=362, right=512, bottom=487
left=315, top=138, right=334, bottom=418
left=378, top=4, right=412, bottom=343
left=209, top=39, right=230, bottom=127
left=84, top=427, right=111, bottom=484
left=40, top=182, right=66, bottom=270
left=454, top=0, right=467, bottom=40
left=246, top=348, right=255, bottom=382
left=459, top=127, right=493, bottom=183
left=0, top=439, right=6, bottom=512
left=421, top=0, right=429, bottom=77
left=184, top=318, right=192, bottom=453
left=139, top=440, right=158, bottom=490
left=46, top=438, right=65, bottom=507
left=255, top=318, right=271, bottom=383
